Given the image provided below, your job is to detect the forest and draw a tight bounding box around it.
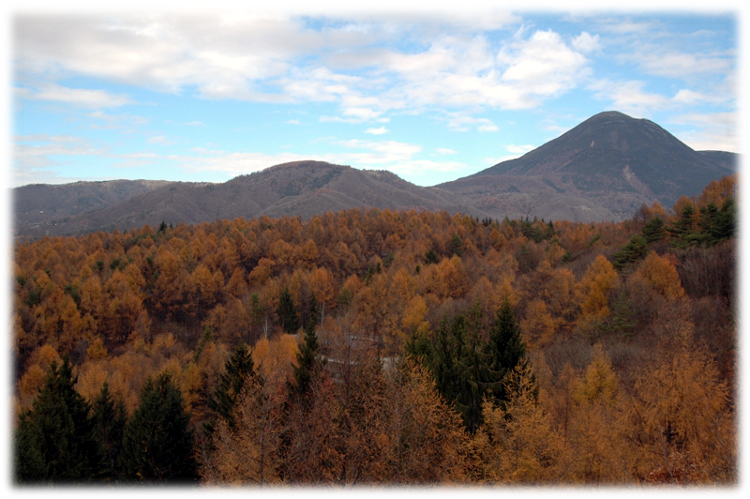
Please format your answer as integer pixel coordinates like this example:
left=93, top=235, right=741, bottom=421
left=11, top=175, right=737, bottom=486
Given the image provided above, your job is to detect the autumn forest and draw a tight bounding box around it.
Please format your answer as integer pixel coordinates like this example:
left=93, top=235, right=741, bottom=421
left=12, top=175, right=737, bottom=486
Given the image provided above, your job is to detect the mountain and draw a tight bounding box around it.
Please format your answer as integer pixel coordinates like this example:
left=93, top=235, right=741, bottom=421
left=12, top=112, right=737, bottom=238
left=439, top=111, right=736, bottom=222
left=13, top=179, right=173, bottom=232
left=698, top=151, right=748, bottom=174
left=13, top=161, right=484, bottom=239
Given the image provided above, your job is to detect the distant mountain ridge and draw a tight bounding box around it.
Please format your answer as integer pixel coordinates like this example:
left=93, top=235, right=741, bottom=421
left=13, top=161, right=485, bottom=239
left=438, top=111, right=736, bottom=221
left=12, top=111, right=737, bottom=239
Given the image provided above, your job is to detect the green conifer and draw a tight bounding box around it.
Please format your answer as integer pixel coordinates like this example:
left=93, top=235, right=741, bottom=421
left=641, top=216, right=666, bottom=243
left=287, top=314, right=324, bottom=405
left=667, top=202, right=699, bottom=248
left=206, top=343, right=255, bottom=432
left=120, top=372, right=198, bottom=484
left=14, top=357, right=101, bottom=484
left=612, top=234, right=648, bottom=270
left=91, top=381, right=127, bottom=481
left=488, top=299, right=528, bottom=404
left=277, top=287, right=300, bottom=334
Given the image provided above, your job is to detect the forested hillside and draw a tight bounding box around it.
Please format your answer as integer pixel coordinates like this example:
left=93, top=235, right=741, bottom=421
left=12, top=175, right=737, bottom=485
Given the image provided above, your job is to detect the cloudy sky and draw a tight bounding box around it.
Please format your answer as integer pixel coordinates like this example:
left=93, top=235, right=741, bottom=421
left=10, top=2, right=739, bottom=188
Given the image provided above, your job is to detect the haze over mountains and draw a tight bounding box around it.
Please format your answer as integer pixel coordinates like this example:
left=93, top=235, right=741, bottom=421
left=13, top=111, right=736, bottom=239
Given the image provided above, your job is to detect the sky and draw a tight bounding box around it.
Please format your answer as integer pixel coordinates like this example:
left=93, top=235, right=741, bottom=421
left=8, top=2, right=741, bottom=188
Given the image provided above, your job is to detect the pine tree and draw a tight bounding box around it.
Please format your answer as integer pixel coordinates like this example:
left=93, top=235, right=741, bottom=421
left=91, top=381, right=127, bottom=481
left=120, top=372, right=198, bottom=484
left=488, top=300, right=527, bottom=404
left=277, top=287, right=300, bottom=334
left=698, top=202, right=721, bottom=246
left=458, top=304, right=494, bottom=434
left=641, top=216, right=666, bottom=244
left=206, top=343, right=255, bottom=433
left=424, top=248, right=440, bottom=265
left=715, top=197, right=736, bottom=242
left=667, top=202, right=699, bottom=248
left=612, top=235, right=648, bottom=270
left=306, top=292, right=320, bottom=331
left=449, top=234, right=464, bottom=257
left=14, top=357, right=101, bottom=484
left=287, top=313, right=323, bottom=405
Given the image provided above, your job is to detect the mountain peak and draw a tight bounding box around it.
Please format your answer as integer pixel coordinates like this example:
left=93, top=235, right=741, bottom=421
left=588, top=110, right=632, bottom=120
left=465, top=109, right=731, bottom=203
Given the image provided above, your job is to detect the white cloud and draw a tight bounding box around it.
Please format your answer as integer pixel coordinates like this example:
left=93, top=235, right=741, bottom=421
left=572, top=32, right=600, bottom=53
left=446, top=114, right=499, bottom=132
left=185, top=121, right=205, bottom=126
left=147, top=135, right=176, bottom=145
left=435, top=148, right=457, bottom=155
left=627, top=49, right=732, bottom=80
left=505, top=144, right=534, bottom=154
left=14, top=134, right=106, bottom=173
left=589, top=79, right=669, bottom=116
left=15, top=133, right=164, bottom=183
left=365, top=126, right=389, bottom=135
left=25, top=84, right=133, bottom=108
left=286, top=119, right=301, bottom=125
left=499, top=30, right=589, bottom=103
left=335, top=139, right=422, bottom=164
left=15, top=15, right=591, bottom=122
left=667, top=112, right=737, bottom=153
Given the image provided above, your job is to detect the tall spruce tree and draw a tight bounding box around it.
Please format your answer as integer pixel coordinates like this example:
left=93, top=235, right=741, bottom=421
left=205, top=343, right=255, bottom=433
left=641, top=216, right=666, bottom=243
left=15, top=357, right=101, bottom=484
left=287, top=312, right=324, bottom=405
left=277, top=287, right=300, bottom=334
left=488, top=299, right=528, bottom=404
left=612, top=234, right=648, bottom=270
left=120, top=372, right=198, bottom=484
left=667, top=202, right=699, bottom=248
left=91, top=381, right=127, bottom=482
left=716, top=197, right=736, bottom=242
left=459, top=304, right=494, bottom=434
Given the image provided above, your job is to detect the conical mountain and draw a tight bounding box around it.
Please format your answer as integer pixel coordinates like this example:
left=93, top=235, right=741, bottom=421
left=440, top=111, right=735, bottom=221
left=474, top=111, right=729, bottom=201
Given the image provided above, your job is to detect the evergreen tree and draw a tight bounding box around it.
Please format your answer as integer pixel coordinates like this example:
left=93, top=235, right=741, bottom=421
left=424, top=248, right=440, bottom=265
left=715, top=197, right=736, bottom=241
left=206, top=343, right=255, bottom=433
left=91, top=381, right=127, bottom=481
left=287, top=314, right=324, bottom=405
left=15, top=357, right=101, bottom=484
left=641, top=216, right=666, bottom=243
left=698, top=202, right=721, bottom=246
left=305, top=292, right=320, bottom=331
left=277, top=287, right=300, bottom=334
left=458, top=304, right=494, bottom=434
left=667, top=202, right=699, bottom=248
left=449, top=234, right=464, bottom=257
left=488, top=300, right=528, bottom=404
left=612, top=234, right=648, bottom=270
left=602, top=292, right=637, bottom=337
left=120, top=372, right=198, bottom=484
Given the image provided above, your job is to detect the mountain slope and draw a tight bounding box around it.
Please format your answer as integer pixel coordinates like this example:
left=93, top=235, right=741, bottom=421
left=13, top=179, right=173, bottom=230
left=13, top=161, right=485, bottom=238
left=439, top=111, right=736, bottom=221
left=697, top=150, right=738, bottom=172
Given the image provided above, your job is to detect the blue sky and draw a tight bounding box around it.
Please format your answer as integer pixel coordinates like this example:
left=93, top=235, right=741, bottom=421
left=10, top=2, right=740, bottom=188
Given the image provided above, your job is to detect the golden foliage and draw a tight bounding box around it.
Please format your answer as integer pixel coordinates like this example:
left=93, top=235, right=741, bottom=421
left=576, top=254, right=618, bottom=325
left=479, top=364, right=564, bottom=484
left=635, top=251, right=685, bottom=300
left=520, top=299, right=556, bottom=349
